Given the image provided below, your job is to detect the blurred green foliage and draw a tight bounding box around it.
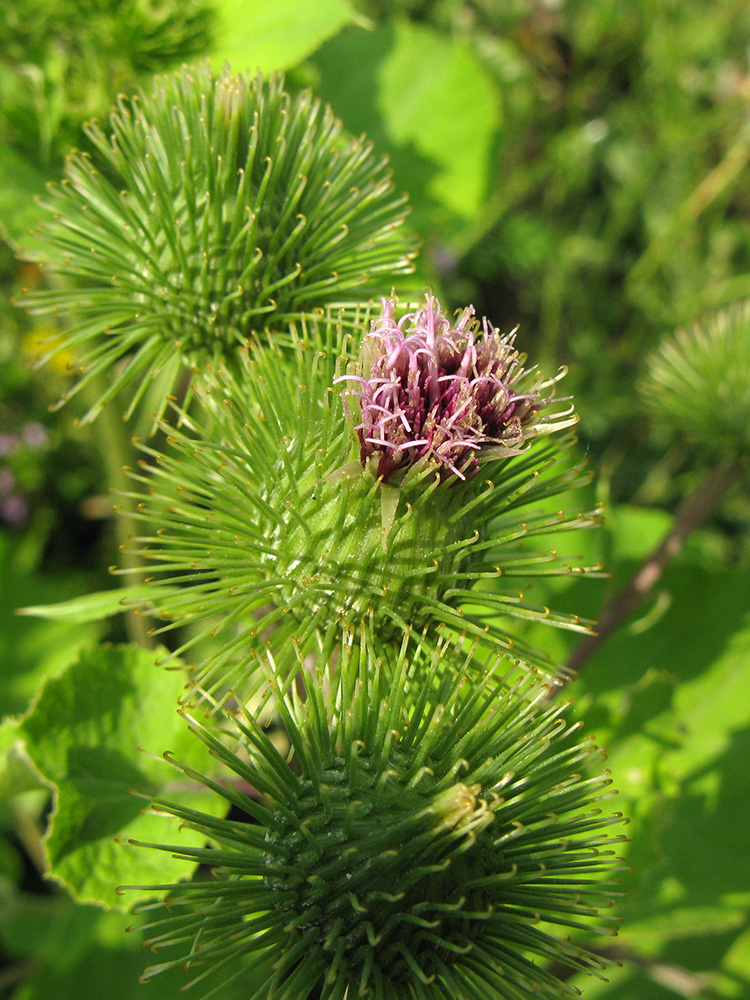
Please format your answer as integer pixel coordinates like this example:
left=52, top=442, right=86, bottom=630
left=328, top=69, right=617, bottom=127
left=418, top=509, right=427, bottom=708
left=0, top=0, right=214, bottom=170
left=313, top=0, right=750, bottom=460
left=1, top=1, right=749, bottom=998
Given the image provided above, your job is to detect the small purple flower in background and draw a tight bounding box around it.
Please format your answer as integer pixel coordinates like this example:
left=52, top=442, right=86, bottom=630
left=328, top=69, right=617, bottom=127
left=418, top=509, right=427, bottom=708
left=0, top=468, right=15, bottom=497
left=338, top=294, right=550, bottom=482
left=1, top=494, right=28, bottom=527
left=0, top=434, right=19, bottom=458
left=0, top=421, right=49, bottom=528
left=22, top=422, right=48, bottom=450
left=0, top=469, right=27, bottom=527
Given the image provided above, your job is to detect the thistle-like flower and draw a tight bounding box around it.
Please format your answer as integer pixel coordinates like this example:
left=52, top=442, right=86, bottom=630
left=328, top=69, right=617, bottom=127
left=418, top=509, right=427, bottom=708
left=123, top=307, right=601, bottom=701
left=340, top=295, right=550, bottom=481
left=126, top=635, right=626, bottom=1000
left=23, top=64, right=416, bottom=422
left=641, top=300, right=750, bottom=458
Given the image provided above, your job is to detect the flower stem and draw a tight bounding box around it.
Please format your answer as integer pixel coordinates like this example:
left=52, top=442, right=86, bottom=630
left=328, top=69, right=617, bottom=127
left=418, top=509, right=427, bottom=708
left=565, top=456, right=740, bottom=676
left=96, top=394, right=152, bottom=648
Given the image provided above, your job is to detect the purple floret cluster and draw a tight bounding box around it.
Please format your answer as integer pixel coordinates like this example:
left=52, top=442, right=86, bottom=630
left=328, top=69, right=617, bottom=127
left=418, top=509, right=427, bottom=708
left=339, top=295, right=541, bottom=481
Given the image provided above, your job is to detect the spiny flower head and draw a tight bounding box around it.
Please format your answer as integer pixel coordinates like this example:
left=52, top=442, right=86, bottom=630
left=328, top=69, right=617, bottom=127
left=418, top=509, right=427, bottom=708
left=340, top=295, right=563, bottom=482
left=125, top=636, right=626, bottom=1000
left=641, top=300, right=750, bottom=458
left=122, top=312, right=602, bottom=701
left=22, top=63, right=416, bottom=422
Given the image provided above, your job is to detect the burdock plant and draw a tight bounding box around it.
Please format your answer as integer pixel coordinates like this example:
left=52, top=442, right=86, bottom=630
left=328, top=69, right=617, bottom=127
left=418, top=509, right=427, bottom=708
left=22, top=64, right=625, bottom=1000
left=124, top=294, right=602, bottom=701
left=641, top=300, right=750, bottom=458
left=23, top=62, right=416, bottom=422
left=127, top=633, right=625, bottom=1000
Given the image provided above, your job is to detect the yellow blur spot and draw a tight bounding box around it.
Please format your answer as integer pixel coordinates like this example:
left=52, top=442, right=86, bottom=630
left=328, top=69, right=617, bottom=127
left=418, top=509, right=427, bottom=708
left=22, top=328, right=76, bottom=375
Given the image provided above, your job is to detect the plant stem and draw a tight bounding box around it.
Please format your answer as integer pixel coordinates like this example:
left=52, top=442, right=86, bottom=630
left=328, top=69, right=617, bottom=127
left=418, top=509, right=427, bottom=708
left=96, top=395, right=152, bottom=648
left=565, top=456, right=740, bottom=676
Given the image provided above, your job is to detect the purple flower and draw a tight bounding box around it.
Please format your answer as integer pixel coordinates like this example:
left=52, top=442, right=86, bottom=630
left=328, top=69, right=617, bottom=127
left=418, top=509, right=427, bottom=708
left=338, top=295, right=543, bottom=482
left=0, top=434, right=19, bottom=458
left=1, top=494, right=28, bottom=527
left=22, top=422, right=48, bottom=450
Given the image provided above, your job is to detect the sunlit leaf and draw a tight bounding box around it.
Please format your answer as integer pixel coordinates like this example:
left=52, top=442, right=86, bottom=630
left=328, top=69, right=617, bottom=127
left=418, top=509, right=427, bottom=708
left=562, top=504, right=750, bottom=992
left=209, top=0, right=355, bottom=74
left=312, top=20, right=499, bottom=235
left=19, top=645, right=225, bottom=909
left=0, top=533, right=106, bottom=719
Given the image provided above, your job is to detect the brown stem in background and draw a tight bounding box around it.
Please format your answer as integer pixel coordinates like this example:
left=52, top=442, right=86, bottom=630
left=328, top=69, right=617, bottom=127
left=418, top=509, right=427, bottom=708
left=565, top=456, right=740, bottom=677
left=549, top=944, right=717, bottom=996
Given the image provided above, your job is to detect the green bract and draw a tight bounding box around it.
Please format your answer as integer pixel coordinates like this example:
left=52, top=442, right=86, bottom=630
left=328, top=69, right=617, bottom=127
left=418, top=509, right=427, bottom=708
left=122, top=312, right=602, bottom=702
left=126, top=635, right=626, bottom=1000
left=642, top=300, right=750, bottom=458
left=23, top=63, right=416, bottom=421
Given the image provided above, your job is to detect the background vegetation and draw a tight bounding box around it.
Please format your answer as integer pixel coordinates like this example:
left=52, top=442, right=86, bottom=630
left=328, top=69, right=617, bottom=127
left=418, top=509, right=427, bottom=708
left=1, top=1, right=749, bottom=998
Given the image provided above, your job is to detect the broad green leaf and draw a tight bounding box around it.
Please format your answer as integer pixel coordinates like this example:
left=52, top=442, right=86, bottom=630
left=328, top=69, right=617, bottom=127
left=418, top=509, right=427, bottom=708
left=607, top=503, right=672, bottom=560
left=208, top=0, right=356, bottom=75
left=0, top=894, right=105, bottom=977
left=1, top=897, right=258, bottom=999
left=0, top=141, right=49, bottom=250
left=719, top=924, right=750, bottom=998
left=561, top=504, right=750, bottom=987
left=19, top=584, right=172, bottom=625
left=376, top=20, right=498, bottom=221
left=610, top=620, right=750, bottom=943
left=0, top=716, right=47, bottom=799
left=312, top=20, right=499, bottom=235
left=0, top=532, right=106, bottom=719
left=19, top=644, right=225, bottom=909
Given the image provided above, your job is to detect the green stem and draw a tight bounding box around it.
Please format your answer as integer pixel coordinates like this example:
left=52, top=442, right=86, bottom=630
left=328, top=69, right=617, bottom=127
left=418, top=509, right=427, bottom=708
left=565, top=456, right=740, bottom=677
left=96, top=395, right=152, bottom=648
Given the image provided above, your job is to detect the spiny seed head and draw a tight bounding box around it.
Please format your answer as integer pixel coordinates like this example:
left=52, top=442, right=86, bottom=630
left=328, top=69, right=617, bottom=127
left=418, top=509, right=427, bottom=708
left=338, top=294, right=568, bottom=482
left=127, top=637, right=626, bottom=1000
left=641, top=300, right=750, bottom=457
left=123, top=315, right=601, bottom=701
left=22, top=63, right=417, bottom=423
